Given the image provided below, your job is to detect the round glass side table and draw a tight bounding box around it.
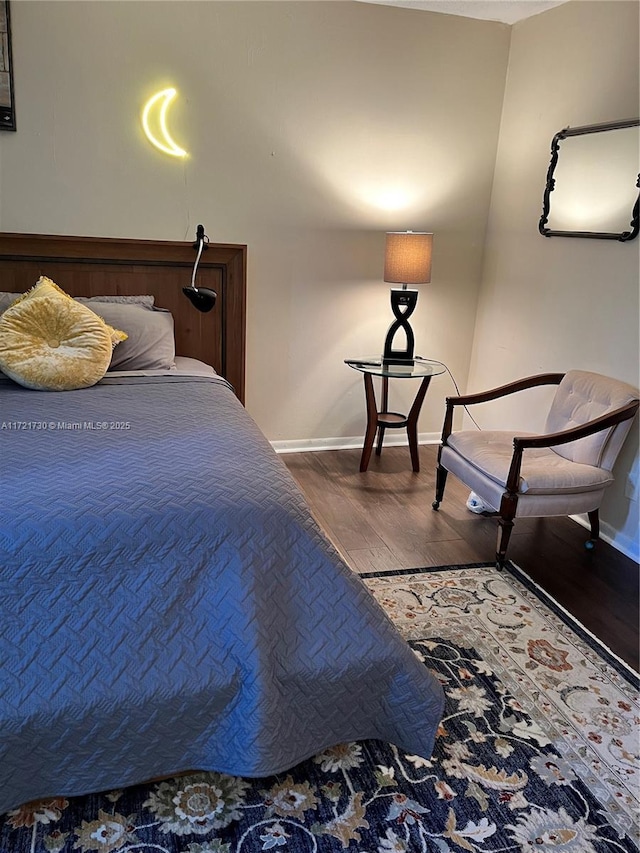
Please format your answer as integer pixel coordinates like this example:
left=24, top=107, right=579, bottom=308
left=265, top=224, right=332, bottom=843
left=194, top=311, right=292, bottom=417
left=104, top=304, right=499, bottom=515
left=345, top=357, right=445, bottom=472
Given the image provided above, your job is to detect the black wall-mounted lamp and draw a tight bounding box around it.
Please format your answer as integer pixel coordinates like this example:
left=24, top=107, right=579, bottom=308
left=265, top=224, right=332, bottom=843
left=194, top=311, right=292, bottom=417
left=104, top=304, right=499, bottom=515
left=183, top=224, right=217, bottom=312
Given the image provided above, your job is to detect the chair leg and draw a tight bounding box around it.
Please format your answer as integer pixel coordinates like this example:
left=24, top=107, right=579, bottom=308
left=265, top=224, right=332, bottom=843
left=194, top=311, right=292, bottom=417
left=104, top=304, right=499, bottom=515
left=432, top=465, right=448, bottom=510
left=585, top=509, right=600, bottom=551
left=496, top=517, right=514, bottom=570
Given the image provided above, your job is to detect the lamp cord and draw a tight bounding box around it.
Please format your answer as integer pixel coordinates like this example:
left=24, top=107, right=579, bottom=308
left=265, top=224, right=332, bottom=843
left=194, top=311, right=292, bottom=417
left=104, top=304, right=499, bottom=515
left=422, top=358, right=482, bottom=430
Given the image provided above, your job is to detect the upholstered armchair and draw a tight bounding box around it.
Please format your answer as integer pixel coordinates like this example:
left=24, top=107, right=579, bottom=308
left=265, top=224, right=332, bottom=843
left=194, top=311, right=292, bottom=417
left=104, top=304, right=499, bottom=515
left=432, top=370, right=639, bottom=567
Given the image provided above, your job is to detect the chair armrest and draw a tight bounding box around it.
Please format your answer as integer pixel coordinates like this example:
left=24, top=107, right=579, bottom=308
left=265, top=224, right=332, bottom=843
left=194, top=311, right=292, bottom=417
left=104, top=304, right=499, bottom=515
left=440, top=373, right=565, bottom=444
left=505, top=399, right=639, bottom=493
left=447, top=373, right=565, bottom=408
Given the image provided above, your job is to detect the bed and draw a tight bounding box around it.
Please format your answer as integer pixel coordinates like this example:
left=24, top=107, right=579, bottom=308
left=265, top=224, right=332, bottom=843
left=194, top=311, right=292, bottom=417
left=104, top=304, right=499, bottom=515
left=0, top=232, right=444, bottom=816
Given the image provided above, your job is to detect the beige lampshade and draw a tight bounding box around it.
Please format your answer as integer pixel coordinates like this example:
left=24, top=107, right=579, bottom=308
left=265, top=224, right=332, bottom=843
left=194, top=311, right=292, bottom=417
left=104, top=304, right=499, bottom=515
left=384, top=232, right=433, bottom=284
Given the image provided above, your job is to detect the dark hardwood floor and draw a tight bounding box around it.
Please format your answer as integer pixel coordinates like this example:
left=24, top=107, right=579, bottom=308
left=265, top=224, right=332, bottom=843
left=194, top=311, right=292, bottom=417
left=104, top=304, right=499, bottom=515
left=283, top=443, right=640, bottom=672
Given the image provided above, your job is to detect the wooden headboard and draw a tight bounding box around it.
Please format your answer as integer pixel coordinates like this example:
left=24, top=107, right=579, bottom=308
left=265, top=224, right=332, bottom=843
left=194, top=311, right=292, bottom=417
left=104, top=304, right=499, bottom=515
left=0, top=232, right=247, bottom=403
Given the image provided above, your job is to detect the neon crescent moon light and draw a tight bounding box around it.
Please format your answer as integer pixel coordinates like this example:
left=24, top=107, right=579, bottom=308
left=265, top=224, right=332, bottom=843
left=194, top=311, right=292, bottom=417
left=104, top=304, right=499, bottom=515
left=142, top=88, right=187, bottom=158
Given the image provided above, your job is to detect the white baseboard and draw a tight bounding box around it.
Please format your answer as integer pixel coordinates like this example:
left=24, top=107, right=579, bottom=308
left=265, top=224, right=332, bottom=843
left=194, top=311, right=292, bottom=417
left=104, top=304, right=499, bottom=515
left=570, top=514, right=639, bottom=563
left=271, top=433, right=441, bottom=454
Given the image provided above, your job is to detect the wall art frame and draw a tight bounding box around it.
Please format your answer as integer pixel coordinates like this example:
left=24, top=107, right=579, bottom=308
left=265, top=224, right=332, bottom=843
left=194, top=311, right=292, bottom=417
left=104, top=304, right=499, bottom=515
left=539, top=118, right=639, bottom=242
left=0, top=0, right=15, bottom=131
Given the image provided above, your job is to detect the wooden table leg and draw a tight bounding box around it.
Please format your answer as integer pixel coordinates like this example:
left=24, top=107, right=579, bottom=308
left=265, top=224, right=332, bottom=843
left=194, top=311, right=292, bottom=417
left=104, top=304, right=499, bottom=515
left=406, top=376, right=432, bottom=473
left=376, top=376, right=389, bottom=456
left=360, top=372, right=379, bottom=472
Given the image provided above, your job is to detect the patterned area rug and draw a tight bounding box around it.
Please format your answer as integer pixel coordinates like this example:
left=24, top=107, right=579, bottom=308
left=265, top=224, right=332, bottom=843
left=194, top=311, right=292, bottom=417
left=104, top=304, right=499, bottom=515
left=2, top=562, right=638, bottom=853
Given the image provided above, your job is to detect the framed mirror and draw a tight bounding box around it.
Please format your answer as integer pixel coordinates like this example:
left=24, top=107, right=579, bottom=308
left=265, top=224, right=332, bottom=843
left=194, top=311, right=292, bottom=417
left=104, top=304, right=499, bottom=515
left=539, top=118, right=639, bottom=241
left=0, top=0, right=15, bottom=131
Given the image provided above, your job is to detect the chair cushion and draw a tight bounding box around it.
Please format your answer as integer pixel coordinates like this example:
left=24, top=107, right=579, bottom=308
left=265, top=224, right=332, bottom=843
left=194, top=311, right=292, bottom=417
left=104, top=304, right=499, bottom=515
left=447, top=431, right=614, bottom=495
left=544, top=370, right=639, bottom=468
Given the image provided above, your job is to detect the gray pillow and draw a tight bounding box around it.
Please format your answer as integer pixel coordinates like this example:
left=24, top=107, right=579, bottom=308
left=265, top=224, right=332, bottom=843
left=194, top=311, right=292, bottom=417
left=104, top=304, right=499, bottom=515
left=1, top=293, right=156, bottom=312
left=76, top=295, right=155, bottom=307
left=82, top=302, right=176, bottom=371
left=0, top=293, right=22, bottom=314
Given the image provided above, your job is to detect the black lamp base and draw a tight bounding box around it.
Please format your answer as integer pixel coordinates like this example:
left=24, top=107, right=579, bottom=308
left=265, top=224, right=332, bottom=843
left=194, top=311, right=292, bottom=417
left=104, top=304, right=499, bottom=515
left=382, top=288, right=418, bottom=364
left=382, top=354, right=416, bottom=366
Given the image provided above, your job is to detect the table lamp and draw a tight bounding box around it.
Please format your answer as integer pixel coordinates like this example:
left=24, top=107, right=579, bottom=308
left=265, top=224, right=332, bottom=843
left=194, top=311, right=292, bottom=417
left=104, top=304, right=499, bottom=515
left=382, top=231, right=433, bottom=364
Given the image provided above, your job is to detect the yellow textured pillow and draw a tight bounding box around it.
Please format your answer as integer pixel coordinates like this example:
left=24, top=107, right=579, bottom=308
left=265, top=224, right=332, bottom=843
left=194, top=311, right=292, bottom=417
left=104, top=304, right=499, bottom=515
left=0, top=277, right=128, bottom=391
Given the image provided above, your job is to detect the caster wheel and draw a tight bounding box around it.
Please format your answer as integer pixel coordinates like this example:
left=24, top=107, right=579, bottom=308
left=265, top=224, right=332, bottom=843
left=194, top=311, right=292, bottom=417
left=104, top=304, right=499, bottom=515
left=432, top=501, right=440, bottom=511
left=585, top=539, right=596, bottom=551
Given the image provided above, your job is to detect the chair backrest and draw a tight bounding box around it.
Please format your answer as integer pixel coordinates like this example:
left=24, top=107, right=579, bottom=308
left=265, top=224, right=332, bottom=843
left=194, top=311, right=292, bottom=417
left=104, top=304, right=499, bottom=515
left=544, top=370, right=639, bottom=470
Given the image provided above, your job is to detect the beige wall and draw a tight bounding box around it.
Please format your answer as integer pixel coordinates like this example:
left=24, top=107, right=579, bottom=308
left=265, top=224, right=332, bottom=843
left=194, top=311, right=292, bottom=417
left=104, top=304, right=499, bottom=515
left=469, top=0, right=640, bottom=557
left=0, top=0, right=509, bottom=443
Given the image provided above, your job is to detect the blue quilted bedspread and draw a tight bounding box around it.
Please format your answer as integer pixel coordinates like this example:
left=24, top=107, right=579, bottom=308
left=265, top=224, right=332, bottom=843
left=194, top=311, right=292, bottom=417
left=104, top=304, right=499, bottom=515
left=0, top=374, right=443, bottom=814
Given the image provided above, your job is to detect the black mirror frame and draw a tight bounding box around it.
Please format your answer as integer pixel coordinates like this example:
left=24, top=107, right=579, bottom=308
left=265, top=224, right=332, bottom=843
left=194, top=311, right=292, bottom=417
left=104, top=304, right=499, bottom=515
left=0, top=0, right=16, bottom=131
left=539, top=118, right=639, bottom=242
